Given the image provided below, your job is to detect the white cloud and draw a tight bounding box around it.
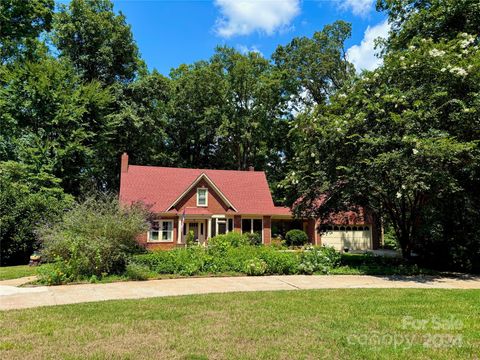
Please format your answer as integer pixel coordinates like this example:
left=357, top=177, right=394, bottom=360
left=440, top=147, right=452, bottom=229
left=346, top=20, right=390, bottom=72
left=338, top=0, right=374, bottom=17
left=214, top=0, right=300, bottom=38
left=237, top=44, right=263, bottom=56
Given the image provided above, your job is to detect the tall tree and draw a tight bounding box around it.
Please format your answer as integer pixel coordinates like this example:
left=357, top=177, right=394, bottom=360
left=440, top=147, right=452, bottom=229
left=378, top=0, right=480, bottom=51
left=272, top=21, right=355, bottom=107
left=102, top=70, right=172, bottom=189
left=168, top=61, right=227, bottom=169
left=286, top=14, right=480, bottom=268
left=0, top=0, right=54, bottom=64
left=0, top=56, right=112, bottom=194
left=53, top=0, right=143, bottom=85
left=213, top=46, right=288, bottom=171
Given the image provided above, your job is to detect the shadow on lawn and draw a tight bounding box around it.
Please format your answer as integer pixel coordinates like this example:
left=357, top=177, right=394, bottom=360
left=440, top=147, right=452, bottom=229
left=335, top=253, right=478, bottom=280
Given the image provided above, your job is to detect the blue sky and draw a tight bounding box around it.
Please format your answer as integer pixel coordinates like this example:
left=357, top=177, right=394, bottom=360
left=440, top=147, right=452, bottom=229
left=111, top=0, right=390, bottom=75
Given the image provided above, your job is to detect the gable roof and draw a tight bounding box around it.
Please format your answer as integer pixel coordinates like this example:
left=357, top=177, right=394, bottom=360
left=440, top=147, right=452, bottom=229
left=119, top=164, right=281, bottom=215
left=166, top=172, right=238, bottom=212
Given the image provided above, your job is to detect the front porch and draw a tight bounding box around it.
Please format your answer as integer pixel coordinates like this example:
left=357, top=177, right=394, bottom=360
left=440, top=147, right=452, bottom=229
left=177, top=214, right=271, bottom=246
left=139, top=213, right=274, bottom=250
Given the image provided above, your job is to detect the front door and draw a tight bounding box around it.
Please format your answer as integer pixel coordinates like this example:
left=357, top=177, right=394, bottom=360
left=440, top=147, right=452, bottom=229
left=187, top=221, right=206, bottom=244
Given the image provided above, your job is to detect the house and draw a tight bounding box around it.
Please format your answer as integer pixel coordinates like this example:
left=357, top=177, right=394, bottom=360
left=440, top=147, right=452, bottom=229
left=119, top=153, right=380, bottom=251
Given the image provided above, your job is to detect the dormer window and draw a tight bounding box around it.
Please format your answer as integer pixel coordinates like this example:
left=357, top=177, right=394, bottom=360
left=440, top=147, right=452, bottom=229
left=197, top=188, right=208, bottom=207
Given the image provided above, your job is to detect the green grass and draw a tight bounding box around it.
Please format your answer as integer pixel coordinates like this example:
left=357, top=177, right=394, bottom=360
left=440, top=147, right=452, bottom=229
left=1, top=289, right=478, bottom=359
left=0, top=265, right=37, bottom=281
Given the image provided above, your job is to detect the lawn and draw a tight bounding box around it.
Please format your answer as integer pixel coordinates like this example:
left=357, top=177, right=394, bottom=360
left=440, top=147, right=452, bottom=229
left=0, top=265, right=37, bottom=281
left=0, top=289, right=478, bottom=359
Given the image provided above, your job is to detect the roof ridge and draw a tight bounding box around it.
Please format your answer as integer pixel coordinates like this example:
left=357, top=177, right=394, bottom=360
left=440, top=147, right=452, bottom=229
left=128, top=164, right=264, bottom=174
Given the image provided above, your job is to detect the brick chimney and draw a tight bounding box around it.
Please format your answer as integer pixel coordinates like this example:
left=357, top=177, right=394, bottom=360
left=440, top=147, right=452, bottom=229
left=121, top=152, right=129, bottom=173
left=248, top=166, right=254, bottom=172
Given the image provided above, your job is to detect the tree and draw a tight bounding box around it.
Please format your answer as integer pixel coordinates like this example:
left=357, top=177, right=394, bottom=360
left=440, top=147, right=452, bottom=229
left=0, top=56, right=113, bottom=195
left=377, top=0, right=480, bottom=51
left=213, top=46, right=288, bottom=171
left=0, top=161, right=73, bottom=265
left=102, top=70, right=172, bottom=189
left=0, top=0, right=54, bottom=64
left=286, top=32, right=479, bottom=264
left=53, top=0, right=143, bottom=85
left=168, top=61, right=227, bottom=169
left=272, top=21, right=355, bottom=107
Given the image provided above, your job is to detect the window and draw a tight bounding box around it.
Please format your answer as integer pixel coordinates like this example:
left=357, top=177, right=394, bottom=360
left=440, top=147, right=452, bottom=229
left=228, top=218, right=234, bottom=232
left=149, top=220, right=173, bottom=242
left=253, top=219, right=262, bottom=234
left=217, top=219, right=227, bottom=235
left=241, top=218, right=263, bottom=243
left=149, top=221, right=160, bottom=241
left=197, top=188, right=208, bottom=207
left=242, top=219, right=251, bottom=233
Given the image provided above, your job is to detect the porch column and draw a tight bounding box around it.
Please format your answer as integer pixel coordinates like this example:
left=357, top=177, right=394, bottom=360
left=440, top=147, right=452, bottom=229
left=177, top=218, right=182, bottom=244
left=207, top=218, right=212, bottom=239
left=263, top=216, right=271, bottom=245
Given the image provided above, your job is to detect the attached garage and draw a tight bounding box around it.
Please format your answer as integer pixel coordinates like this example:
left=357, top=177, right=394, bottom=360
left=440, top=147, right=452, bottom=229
left=319, top=225, right=372, bottom=251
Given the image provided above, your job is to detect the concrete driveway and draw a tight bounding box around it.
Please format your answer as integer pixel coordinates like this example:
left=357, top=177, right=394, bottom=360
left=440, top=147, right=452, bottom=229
left=1, top=274, right=480, bottom=311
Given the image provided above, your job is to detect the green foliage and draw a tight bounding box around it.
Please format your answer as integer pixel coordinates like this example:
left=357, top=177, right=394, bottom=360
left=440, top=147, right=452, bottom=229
left=244, top=232, right=262, bottom=246
left=383, top=226, right=399, bottom=250
left=298, top=246, right=341, bottom=274
left=286, top=9, right=480, bottom=268
left=256, top=248, right=298, bottom=275
left=285, top=229, right=309, bottom=247
left=53, top=0, right=142, bottom=84
left=273, top=20, right=355, bottom=106
left=207, top=232, right=249, bottom=251
left=378, top=0, right=480, bottom=51
left=124, top=262, right=152, bottom=281
left=37, top=193, right=148, bottom=278
left=243, top=258, right=267, bottom=276
left=37, top=259, right=73, bottom=285
left=185, top=230, right=196, bottom=247
left=0, top=161, right=73, bottom=265
left=0, top=56, right=113, bottom=194
left=0, top=0, right=54, bottom=63
left=133, top=244, right=340, bottom=277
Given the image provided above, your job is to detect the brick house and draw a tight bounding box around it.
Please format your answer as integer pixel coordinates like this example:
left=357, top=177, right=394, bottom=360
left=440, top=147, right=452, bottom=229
left=119, top=153, right=380, bottom=251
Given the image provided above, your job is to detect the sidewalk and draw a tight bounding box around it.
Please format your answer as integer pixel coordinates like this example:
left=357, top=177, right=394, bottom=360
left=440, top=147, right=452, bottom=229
left=1, top=274, right=480, bottom=311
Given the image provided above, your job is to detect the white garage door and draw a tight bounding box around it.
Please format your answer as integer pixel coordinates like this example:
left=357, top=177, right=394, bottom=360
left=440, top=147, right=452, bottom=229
left=320, top=225, right=372, bottom=251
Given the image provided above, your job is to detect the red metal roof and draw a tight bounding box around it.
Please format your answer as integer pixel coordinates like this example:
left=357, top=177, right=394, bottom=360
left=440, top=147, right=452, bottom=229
left=120, top=164, right=285, bottom=215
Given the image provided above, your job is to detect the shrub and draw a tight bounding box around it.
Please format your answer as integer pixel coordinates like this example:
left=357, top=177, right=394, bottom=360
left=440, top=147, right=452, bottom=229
left=37, top=259, right=73, bottom=285
left=133, top=251, right=177, bottom=274
left=38, top=193, right=149, bottom=280
left=125, top=262, right=152, bottom=281
left=185, top=230, right=196, bottom=247
left=244, top=232, right=262, bottom=246
left=0, top=161, right=74, bottom=266
left=285, top=229, right=309, bottom=247
left=298, top=246, right=341, bottom=274
left=270, top=237, right=286, bottom=249
left=258, top=248, right=299, bottom=274
left=244, top=258, right=267, bottom=276
left=208, top=232, right=249, bottom=252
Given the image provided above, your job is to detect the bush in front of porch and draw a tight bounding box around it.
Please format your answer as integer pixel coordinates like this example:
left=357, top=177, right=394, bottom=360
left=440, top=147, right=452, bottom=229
left=131, top=235, right=340, bottom=277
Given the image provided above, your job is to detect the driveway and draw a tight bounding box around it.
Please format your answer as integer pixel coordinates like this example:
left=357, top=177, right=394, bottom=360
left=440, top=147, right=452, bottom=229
left=1, top=274, right=480, bottom=311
